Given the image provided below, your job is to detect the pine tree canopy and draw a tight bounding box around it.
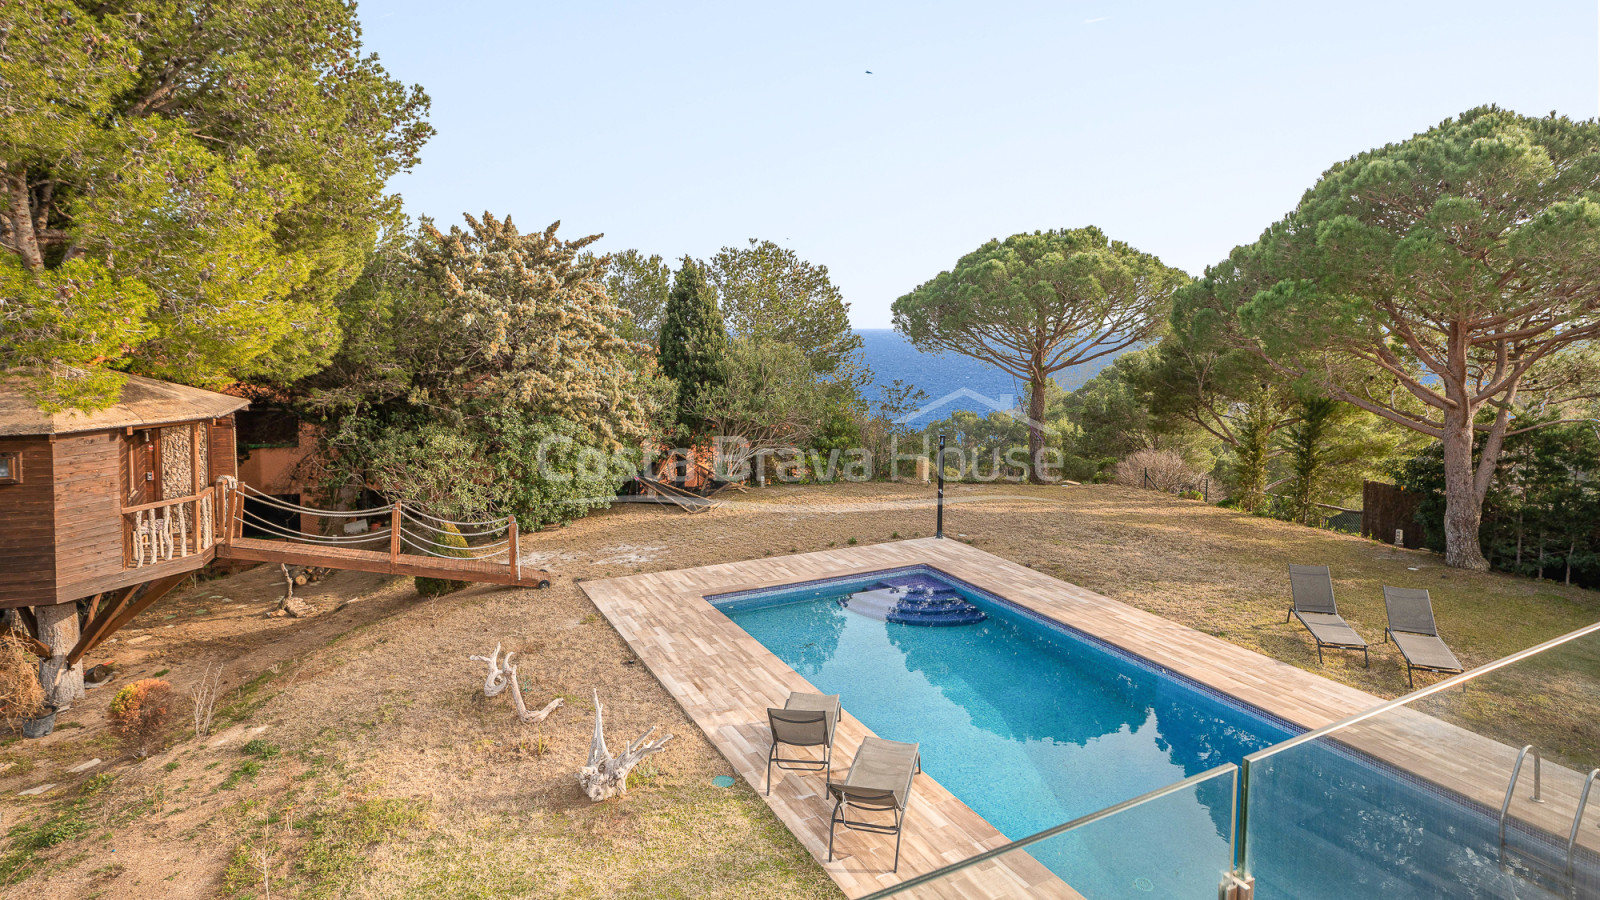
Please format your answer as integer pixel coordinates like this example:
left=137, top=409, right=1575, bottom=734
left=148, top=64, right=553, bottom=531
left=0, top=0, right=433, bottom=410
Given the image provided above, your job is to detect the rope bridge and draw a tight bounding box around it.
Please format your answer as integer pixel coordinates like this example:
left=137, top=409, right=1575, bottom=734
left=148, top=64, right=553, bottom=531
left=213, top=478, right=551, bottom=588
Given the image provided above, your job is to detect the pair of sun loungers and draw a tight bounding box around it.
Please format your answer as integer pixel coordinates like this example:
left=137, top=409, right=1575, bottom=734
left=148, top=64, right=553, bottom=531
left=1287, top=564, right=1464, bottom=687
left=765, top=692, right=920, bottom=872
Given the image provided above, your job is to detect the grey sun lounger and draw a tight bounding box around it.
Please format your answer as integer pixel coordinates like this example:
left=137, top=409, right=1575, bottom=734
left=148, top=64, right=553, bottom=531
left=765, top=691, right=840, bottom=795
left=1383, top=586, right=1464, bottom=688
left=828, top=735, right=921, bottom=872
left=1286, top=564, right=1369, bottom=667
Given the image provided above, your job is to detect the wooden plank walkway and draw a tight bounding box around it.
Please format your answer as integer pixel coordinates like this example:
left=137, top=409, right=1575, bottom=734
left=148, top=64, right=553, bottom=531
left=219, top=536, right=551, bottom=587
left=580, top=538, right=1598, bottom=898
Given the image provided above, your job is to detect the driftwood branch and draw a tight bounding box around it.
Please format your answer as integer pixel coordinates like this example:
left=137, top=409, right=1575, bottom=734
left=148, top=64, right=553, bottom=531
left=577, top=689, right=673, bottom=801
left=468, top=643, right=511, bottom=697
left=505, top=659, right=563, bottom=724
left=469, top=643, right=564, bottom=725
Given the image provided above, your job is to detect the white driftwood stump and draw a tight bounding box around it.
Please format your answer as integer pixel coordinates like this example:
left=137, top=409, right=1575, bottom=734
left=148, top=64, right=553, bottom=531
left=577, top=689, right=673, bottom=801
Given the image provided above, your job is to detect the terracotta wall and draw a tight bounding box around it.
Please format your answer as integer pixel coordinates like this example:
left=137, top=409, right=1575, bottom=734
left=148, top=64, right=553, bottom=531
left=235, top=421, right=321, bottom=533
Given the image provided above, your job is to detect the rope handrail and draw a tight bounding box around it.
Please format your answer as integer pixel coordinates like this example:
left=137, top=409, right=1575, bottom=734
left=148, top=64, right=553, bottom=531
left=239, top=512, right=388, bottom=545
left=237, top=512, right=390, bottom=546
left=399, top=533, right=509, bottom=560
left=237, top=510, right=507, bottom=559
left=399, top=525, right=510, bottom=554
left=401, top=506, right=511, bottom=528
left=221, top=481, right=525, bottom=577
left=233, top=482, right=393, bottom=517
left=399, top=508, right=507, bottom=538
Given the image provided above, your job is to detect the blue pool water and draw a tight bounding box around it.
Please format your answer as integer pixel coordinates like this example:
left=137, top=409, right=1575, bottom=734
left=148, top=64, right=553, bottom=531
left=714, top=565, right=1297, bottom=896
left=714, top=566, right=1597, bottom=899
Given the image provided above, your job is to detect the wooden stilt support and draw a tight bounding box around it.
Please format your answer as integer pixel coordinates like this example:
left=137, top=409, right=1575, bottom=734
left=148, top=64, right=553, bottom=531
left=65, top=585, right=140, bottom=666
left=509, top=517, right=520, bottom=583
left=15, top=606, right=38, bottom=641
left=4, top=622, right=50, bottom=659
left=67, top=574, right=189, bottom=665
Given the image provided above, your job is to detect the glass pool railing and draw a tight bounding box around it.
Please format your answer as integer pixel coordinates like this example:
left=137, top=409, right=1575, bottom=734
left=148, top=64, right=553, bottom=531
left=862, top=763, right=1240, bottom=899
left=862, top=619, right=1600, bottom=899
left=1241, top=620, right=1600, bottom=900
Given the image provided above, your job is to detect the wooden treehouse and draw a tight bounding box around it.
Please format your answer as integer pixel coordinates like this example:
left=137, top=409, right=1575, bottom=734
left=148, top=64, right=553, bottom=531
left=0, top=373, right=549, bottom=706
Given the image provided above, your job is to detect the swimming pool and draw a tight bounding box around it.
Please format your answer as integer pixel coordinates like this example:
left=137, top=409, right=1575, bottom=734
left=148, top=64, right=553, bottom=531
left=713, top=566, right=1593, bottom=899
left=713, top=565, right=1297, bottom=897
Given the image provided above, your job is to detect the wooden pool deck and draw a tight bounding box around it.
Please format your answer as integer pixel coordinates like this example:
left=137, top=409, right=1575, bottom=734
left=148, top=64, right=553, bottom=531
left=579, top=538, right=1598, bottom=898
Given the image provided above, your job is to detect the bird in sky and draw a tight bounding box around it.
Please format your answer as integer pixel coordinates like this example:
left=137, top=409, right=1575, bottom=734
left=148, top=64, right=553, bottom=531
left=865, top=70, right=873, bottom=74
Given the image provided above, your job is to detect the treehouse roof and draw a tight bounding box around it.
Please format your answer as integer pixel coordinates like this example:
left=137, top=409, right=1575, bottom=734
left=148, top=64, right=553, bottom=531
left=0, top=372, right=249, bottom=437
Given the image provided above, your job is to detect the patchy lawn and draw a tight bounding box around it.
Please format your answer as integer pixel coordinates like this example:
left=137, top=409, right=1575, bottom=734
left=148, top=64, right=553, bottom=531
left=3, top=483, right=1596, bottom=898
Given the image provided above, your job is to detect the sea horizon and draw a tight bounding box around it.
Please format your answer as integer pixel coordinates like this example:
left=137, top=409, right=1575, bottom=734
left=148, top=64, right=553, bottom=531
left=854, top=328, right=1123, bottom=428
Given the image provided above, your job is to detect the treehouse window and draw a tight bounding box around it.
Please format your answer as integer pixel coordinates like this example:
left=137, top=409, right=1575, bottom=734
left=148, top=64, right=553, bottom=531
left=0, top=451, right=19, bottom=484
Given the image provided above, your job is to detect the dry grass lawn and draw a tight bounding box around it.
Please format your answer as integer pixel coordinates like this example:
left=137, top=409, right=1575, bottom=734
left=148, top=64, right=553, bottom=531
left=3, top=483, right=1597, bottom=899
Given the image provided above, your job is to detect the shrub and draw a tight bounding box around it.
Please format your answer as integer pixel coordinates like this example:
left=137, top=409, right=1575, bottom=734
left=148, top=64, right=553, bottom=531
left=107, top=678, right=174, bottom=756
left=0, top=634, right=47, bottom=727
left=1113, top=449, right=1199, bottom=493
left=415, top=521, right=471, bottom=598
left=1178, top=489, right=1205, bottom=501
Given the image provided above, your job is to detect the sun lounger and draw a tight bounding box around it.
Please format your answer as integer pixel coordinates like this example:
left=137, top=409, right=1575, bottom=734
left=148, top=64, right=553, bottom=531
left=828, top=735, right=920, bottom=872
left=1286, top=564, right=1369, bottom=667
left=1383, top=586, right=1464, bottom=688
left=765, top=691, right=840, bottom=795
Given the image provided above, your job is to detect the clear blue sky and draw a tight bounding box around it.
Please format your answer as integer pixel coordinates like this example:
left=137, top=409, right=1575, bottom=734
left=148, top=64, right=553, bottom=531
left=362, top=0, right=1597, bottom=328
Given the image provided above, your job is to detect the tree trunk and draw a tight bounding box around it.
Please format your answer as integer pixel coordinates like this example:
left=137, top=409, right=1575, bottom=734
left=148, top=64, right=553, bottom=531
left=1026, top=373, right=1048, bottom=484
left=5, top=172, right=45, bottom=271
left=35, top=603, right=84, bottom=708
left=1440, top=411, right=1490, bottom=570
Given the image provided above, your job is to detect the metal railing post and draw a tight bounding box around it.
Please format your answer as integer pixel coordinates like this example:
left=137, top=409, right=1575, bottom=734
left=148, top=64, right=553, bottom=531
left=936, top=433, right=945, bottom=539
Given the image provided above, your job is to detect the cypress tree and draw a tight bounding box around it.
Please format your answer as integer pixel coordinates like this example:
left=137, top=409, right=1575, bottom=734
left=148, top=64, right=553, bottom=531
left=658, top=258, right=729, bottom=436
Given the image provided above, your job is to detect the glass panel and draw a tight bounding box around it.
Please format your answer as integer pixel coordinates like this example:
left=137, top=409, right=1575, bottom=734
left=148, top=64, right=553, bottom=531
left=1242, top=623, right=1600, bottom=900
left=867, top=764, right=1238, bottom=899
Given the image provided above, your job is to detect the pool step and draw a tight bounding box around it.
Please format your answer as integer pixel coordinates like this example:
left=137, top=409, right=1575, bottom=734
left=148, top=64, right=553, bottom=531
left=839, top=586, right=986, bottom=627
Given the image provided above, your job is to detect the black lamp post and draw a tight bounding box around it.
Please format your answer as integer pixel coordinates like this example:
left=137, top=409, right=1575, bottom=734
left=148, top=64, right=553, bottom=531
left=936, top=432, right=945, bottom=539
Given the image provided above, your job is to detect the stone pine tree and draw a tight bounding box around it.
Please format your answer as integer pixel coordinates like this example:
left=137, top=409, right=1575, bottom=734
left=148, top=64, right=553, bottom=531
left=658, top=258, right=729, bottom=437
left=894, top=227, right=1189, bottom=483
left=0, top=0, right=432, bottom=410
left=1179, top=107, right=1600, bottom=569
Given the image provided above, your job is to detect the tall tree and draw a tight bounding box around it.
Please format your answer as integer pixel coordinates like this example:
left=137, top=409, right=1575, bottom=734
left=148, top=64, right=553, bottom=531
left=1137, top=338, right=1298, bottom=512
left=297, top=215, right=666, bottom=527
left=707, top=239, right=862, bottom=377
left=0, top=0, right=431, bottom=409
left=658, top=258, right=729, bottom=437
left=605, top=249, right=672, bottom=344
left=1181, top=107, right=1600, bottom=568
left=691, top=338, right=828, bottom=481
left=894, top=227, right=1188, bottom=482
left=1278, top=396, right=1338, bottom=525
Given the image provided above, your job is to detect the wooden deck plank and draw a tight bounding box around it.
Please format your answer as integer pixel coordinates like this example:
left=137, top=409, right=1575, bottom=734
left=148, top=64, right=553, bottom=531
left=581, top=538, right=1598, bottom=899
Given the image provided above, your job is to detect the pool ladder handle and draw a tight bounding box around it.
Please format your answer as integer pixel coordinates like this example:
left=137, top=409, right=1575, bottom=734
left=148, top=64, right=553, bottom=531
left=1565, top=767, right=1599, bottom=881
left=1498, top=744, right=1600, bottom=884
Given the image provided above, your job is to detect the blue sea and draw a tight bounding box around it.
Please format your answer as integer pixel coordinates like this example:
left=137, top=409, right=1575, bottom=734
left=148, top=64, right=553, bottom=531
left=856, top=329, right=1122, bottom=427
